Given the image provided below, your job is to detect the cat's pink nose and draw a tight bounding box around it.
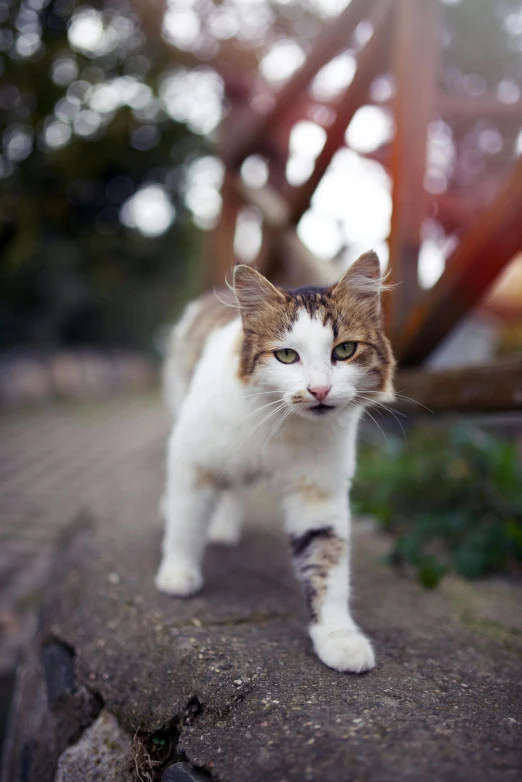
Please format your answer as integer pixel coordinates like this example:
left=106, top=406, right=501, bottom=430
left=307, top=385, right=331, bottom=402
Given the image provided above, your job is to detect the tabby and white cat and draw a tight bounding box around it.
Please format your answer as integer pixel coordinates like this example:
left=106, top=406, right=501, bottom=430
left=156, top=250, right=395, bottom=673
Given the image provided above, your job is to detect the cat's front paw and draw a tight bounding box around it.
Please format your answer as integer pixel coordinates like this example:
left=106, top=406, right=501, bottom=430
left=155, top=560, right=203, bottom=597
left=310, top=625, right=375, bottom=673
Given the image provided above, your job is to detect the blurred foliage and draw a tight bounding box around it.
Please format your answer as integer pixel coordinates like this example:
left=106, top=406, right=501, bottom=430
left=353, top=425, right=522, bottom=588
left=0, top=0, right=207, bottom=351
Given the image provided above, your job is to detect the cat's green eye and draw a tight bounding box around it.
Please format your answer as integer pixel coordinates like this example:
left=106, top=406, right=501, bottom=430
left=274, top=348, right=299, bottom=364
left=332, top=341, right=357, bottom=361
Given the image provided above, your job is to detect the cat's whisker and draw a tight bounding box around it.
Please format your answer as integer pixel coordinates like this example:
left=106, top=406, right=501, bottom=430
left=357, top=407, right=391, bottom=448
left=393, top=391, right=433, bottom=414
left=236, top=397, right=285, bottom=425
left=355, top=395, right=409, bottom=449
left=251, top=406, right=292, bottom=476
left=219, top=401, right=287, bottom=483
left=354, top=393, right=409, bottom=422
left=355, top=393, right=408, bottom=418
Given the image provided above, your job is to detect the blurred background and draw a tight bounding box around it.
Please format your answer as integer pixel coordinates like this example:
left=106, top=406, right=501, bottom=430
left=0, top=0, right=522, bottom=383
left=1, top=0, right=522, bottom=762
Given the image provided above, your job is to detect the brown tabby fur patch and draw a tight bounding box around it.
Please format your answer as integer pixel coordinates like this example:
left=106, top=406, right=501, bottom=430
left=289, top=526, right=346, bottom=622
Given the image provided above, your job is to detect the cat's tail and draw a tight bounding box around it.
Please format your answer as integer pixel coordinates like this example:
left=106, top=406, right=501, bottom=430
left=162, top=300, right=201, bottom=419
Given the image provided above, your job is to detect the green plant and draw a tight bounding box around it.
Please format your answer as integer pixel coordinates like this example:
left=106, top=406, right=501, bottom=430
left=353, top=424, right=522, bottom=587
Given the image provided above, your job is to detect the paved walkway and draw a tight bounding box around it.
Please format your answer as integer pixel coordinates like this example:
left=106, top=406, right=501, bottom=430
left=0, top=395, right=168, bottom=675
left=1, top=397, right=521, bottom=781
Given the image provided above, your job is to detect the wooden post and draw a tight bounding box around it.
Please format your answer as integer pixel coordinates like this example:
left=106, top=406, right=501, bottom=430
left=387, top=0, right=442, bottom=340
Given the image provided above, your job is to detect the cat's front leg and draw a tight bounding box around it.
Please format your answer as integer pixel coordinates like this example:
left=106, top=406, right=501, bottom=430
left=156, top=458, right=218, bottom=598
left=282, top=488, right=375, bottom=673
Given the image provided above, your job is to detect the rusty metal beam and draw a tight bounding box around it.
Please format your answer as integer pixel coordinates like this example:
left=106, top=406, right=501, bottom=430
left=287, top=0, right=393, bottom=225
left=221, top=0, right=378, bottom=168
left=394, top=358, right=522, bottom=412
left=396, top=153, right=522, bottom=366
left=387, top=0, right=442, bottom=339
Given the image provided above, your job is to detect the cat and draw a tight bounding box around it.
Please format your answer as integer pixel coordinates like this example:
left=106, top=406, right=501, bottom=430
left=156, top=250, right=395, bottom=673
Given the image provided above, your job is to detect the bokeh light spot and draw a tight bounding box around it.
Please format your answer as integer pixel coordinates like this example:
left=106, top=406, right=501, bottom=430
left=120, top=185, right=175, bottom=237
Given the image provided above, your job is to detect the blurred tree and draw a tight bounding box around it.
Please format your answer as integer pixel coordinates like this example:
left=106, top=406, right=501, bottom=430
left=0, top=0, right=207, bottom=351
left=0, top=0, right=326, bottom=351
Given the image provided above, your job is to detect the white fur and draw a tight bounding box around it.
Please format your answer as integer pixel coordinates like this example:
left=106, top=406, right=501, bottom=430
left=156, top=308, right=377, bottom=674
left=207, top=489, right=244, bottom=545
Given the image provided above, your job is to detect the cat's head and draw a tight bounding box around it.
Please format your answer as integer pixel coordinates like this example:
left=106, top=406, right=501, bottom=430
left=233, top=251, right=395, bottom=420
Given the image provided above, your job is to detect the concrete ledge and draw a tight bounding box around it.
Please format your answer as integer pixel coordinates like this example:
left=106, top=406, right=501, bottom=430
left=3, top=517, right=522, bottom=781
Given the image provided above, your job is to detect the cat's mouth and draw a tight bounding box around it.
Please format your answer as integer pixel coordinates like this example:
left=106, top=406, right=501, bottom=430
left=309, top=403, right=336, bottom=415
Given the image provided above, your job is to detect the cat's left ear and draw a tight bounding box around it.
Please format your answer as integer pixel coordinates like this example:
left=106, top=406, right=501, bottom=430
left=233, top=264, right=285, bottom=320
left=331, top=250, right=383, bottom=314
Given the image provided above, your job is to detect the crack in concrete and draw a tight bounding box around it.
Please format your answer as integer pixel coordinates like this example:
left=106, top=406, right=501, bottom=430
left=129, top=696, right=215, bottom=782
left=164, top=611, right=290, bottom=631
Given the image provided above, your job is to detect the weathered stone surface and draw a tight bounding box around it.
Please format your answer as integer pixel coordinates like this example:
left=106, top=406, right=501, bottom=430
left=35, top=517, right=522, bottom=782
left=1, top=639, right=102, bottom=782
left=55, top=709, right=132, bottom=782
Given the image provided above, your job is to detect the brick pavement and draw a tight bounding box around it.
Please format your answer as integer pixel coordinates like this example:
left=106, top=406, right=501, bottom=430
left=0, top=395, right=169, bottom=674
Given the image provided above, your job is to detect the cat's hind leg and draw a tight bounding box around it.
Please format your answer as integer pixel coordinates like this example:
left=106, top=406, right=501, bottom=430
left=207, top=489, right=244, bottom=546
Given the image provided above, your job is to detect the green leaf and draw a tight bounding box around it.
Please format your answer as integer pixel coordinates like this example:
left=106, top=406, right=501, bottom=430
left=418, top=557, right=446, bottom=589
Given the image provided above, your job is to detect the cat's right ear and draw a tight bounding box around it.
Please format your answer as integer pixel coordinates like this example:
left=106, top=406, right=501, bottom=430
left=233, top=265, right=285, bottom=320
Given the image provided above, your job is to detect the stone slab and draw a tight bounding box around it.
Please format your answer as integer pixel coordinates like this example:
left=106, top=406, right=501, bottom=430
left=55, top=709, right=132, bottom=782
left=36, top=518, right=522, bottom=782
